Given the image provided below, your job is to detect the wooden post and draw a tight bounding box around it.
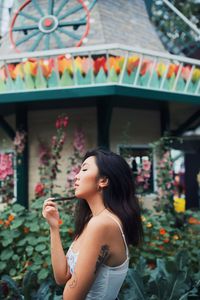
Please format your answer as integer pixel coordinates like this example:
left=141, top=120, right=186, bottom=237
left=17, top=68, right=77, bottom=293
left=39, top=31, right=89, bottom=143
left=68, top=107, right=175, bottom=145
left=160, top=104, right=170, bottom=135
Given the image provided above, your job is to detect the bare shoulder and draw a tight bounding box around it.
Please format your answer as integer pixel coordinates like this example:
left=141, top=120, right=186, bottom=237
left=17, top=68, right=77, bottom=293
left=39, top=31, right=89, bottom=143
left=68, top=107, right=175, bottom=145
left=86, top=211, right=121, bottom=236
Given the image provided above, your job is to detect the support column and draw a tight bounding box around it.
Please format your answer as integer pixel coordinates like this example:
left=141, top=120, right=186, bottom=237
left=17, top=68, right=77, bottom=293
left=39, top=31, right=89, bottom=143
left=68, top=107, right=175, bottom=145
left=16, top=105, right=28, bottom=208
left=0, top=116, right=15, bottom=139
left=97, top=99, right=112, bottom=150
left=160, top=104, right=170, bottom=136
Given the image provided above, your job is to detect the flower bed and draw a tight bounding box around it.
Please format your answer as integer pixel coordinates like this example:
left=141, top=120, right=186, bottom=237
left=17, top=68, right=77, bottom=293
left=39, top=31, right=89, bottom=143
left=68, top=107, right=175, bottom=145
left=0, top=55, right=199, bottom=94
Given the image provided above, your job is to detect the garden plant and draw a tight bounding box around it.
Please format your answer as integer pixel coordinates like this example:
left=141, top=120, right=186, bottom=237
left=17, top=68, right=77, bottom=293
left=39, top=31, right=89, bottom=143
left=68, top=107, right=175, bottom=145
left=0, top=120, right=200, bottom=299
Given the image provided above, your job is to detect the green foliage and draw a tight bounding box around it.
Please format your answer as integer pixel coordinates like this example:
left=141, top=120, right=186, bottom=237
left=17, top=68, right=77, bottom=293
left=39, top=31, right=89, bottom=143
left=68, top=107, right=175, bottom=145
left=119, top=251, right=200, bottom=300
left=151, top=0, right=200, bottom=57
left=130, top=208, right=200, bottom=273
left=0, top=199, right=74, bottom=298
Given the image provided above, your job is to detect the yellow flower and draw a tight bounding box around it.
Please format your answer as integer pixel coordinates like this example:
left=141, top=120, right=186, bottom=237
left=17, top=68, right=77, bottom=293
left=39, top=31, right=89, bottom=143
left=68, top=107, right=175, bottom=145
left=192, top=68, right=200, bottom=82
left=174, top=197, right=186, bottom=213
left=146, top=222, right=153, bottom=228
left=173, top=234, right=179, bottom=240
left=141, top=216, right=146, bottom=222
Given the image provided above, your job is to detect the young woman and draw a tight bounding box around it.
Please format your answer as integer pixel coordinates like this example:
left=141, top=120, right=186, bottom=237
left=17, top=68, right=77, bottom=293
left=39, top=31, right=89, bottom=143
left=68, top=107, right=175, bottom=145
left=42, top=148, right=143, bottom=300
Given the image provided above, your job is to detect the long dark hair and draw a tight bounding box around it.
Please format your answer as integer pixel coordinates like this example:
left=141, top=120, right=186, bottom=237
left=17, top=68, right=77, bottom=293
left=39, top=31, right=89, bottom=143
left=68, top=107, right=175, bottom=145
left=74, top=148, right=143, bottom=246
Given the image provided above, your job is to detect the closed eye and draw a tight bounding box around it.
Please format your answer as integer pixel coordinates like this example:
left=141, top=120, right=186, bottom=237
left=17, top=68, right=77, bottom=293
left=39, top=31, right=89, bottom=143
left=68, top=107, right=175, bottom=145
left=82, top=169, right=88, bottom=171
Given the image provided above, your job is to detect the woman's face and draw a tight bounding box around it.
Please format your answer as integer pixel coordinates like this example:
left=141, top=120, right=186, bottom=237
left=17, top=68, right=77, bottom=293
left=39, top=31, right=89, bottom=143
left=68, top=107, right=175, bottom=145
left=74, top=156, right=100, bottom=199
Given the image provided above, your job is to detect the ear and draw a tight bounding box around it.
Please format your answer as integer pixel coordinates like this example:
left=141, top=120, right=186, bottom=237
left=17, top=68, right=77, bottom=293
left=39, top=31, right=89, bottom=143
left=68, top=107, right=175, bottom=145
left=98, top=176, right=109, bottom=188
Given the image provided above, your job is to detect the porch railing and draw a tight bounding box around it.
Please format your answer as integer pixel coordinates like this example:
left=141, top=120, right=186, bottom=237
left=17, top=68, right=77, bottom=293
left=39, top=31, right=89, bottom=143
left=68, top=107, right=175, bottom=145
left=0, top=44, right=200, bottom=97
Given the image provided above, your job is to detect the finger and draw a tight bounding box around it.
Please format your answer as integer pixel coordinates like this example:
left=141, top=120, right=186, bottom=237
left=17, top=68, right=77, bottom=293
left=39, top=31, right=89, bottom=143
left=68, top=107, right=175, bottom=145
left=44, top=197, right=55, bottom=204
left=43, top=200, right=57, bottom=209
left=43, top=206, right=58, bottom=217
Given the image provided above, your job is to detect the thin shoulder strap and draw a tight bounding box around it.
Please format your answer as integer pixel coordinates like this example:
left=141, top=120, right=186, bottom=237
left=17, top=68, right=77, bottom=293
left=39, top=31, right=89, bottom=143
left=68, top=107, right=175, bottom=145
left=106, top=213, right=129, bottom=258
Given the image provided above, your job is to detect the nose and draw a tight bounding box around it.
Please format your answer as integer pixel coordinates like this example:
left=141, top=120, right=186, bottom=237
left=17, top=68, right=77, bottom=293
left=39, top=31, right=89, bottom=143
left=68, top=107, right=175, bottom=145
left=75, top=171, right=80, bottom=181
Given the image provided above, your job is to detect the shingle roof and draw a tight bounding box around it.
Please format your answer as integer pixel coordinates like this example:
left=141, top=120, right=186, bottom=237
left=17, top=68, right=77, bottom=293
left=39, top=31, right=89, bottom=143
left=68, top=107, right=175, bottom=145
left=0, top=0, right=166, bottom=54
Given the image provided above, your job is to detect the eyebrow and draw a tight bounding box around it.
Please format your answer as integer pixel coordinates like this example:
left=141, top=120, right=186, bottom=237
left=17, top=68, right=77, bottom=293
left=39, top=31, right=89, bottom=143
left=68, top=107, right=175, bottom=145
left=82, top=162, right=89, bottom=167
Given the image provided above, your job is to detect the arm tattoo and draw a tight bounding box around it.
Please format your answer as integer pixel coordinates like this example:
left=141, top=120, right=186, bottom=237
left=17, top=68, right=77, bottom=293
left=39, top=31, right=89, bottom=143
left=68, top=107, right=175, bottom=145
left=95, top=245, right=109, bottom=274
left=68, top=272, right=77, bottom=289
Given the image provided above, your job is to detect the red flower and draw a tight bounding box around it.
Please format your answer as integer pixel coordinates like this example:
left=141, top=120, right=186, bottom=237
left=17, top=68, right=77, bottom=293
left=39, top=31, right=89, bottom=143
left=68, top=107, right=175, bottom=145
left=93, top=57, right=107, bottom=75
left=63, top=116, right=69, bottom=128
left=159, top=228, right=166, bottom=235
left=55, top=118, right=61, bottom=129
left=35, top=182, right=45, bottom=197
left=188, top=217, right=200, bottom=225
left=163, top=238, right=170, bottom=243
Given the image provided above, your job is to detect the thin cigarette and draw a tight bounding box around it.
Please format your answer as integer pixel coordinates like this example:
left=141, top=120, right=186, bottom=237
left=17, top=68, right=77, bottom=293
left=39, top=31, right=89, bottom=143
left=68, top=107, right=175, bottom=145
left=52, top=196, right=76, bottom=202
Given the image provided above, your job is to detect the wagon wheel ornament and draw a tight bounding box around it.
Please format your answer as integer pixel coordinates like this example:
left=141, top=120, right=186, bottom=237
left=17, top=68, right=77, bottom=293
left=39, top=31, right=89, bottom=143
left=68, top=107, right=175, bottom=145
left=9, top=0, right=97, bottom=52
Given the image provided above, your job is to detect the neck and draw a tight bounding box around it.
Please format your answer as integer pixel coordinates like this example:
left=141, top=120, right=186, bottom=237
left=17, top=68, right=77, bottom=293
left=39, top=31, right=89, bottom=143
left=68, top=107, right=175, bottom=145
left=86, top=193, right=106, bottom=217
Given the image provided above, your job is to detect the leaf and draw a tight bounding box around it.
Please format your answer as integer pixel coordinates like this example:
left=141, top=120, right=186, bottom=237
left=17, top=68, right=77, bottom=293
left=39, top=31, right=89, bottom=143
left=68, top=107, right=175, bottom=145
left=36, top=282, right=53, bottom=299
left=9, top=268, right=17, bottom=277
left=0, top=78, right=6, bottom=91
left=108, top=67, right=119, bottom=83
left=0, top=249, right=14, bottom=261
left=175, top=250, right=189, bottom=271
left=5, top=77, right=14, bottom=91
left=95, top=68, right=107, bottom=84
left=167, top=271, right=188, bottom=300
left=1, top=275, right=21, bottom=296
left=2, top=237, right=13, bottom=247
left=30, top=223, right=40, bottom=232
left=60, top=70, right=74, bottom=86
left=35, top=244, right=46, bottom=252
left=12, top=203, right=26, bottom=213
left=26, top=245, right=34, bottom=255
left=11, top=218, right=24, bottom=229
left=0, top=261, right=6, bottom=271
left=14, top=75, right=26, bottom=90
left=24, top=73, right=35, bottom=90
left=126, top=269, right=147, bottom=300
left=37, top=269, right=49, bottom=282
left=35, top=66, right=47, bottom=89
left=22, top=270, right=38, bottom=299
left=47, top=70, right=59, bottom=88
left=122, top=69, right=137, bottom=85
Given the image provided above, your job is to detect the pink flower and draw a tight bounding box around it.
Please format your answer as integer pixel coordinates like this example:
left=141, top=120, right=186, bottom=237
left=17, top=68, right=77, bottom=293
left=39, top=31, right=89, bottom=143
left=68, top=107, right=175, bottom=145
left=166, top=182, right=171, bottom=189
left=142, top=159, right=151, bottom=171
left=63, top=116, right=69, bottom=128
left=0, top=153, right=14, bottom=180
left=73, top=128, right=86, bottom=155
left=51, top=136, right=57, bottom=146
left=55, top=119, right=61, bottom=129
left=13, top=131, right=26, bottom=154
left=136, top=175, right=144, bottom=183
left=67, top=165, right=81, bottom=181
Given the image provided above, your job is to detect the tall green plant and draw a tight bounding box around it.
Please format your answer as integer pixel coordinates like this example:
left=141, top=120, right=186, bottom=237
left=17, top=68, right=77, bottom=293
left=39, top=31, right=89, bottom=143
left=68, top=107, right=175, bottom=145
left=35, top=115, right=69, bottom=198
left=119, top=251, right=200, bottom=300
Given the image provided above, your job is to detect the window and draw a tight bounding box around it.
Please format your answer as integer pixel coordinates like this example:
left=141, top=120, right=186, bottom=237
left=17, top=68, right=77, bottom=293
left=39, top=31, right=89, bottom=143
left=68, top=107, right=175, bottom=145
left=118, top=145, right=154, bottom=194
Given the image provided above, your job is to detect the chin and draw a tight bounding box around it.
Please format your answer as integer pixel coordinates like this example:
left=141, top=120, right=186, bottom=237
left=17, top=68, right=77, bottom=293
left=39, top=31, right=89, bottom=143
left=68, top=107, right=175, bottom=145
left=75, top=190, right=82, bottom=198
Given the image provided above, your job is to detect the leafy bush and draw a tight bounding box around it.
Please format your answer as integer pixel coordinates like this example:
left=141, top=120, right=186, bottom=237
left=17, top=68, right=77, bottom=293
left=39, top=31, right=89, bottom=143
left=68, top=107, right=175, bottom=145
left=0, top=195, right=200, bottom=298
left=119, top=250, right=200, bottom=300
left=130, top=209, right=200, bottom=273
left=0, top=199, right=74, bottom=299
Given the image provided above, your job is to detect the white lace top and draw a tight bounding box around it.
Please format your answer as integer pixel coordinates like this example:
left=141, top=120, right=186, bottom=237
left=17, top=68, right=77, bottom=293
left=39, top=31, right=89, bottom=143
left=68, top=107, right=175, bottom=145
left=66, top=214, right=129, bottom=300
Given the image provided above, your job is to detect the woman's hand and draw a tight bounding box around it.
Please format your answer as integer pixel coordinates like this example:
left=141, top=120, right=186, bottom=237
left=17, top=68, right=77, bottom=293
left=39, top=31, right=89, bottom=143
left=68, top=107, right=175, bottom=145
left=42, top=198, right=60, bottom=229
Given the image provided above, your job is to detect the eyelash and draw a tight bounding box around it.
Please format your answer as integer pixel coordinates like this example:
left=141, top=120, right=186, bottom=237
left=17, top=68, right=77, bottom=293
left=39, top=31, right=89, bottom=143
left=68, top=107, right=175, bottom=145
left=82, top=169, right=87, bottom=171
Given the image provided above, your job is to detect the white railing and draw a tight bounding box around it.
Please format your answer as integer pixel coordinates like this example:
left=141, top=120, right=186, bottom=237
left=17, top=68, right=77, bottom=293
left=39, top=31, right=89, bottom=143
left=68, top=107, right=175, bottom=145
left=0, top=44, right=199, bottom=96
